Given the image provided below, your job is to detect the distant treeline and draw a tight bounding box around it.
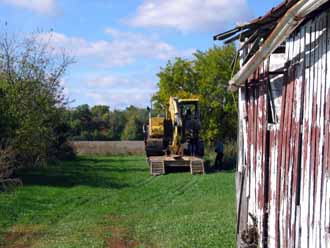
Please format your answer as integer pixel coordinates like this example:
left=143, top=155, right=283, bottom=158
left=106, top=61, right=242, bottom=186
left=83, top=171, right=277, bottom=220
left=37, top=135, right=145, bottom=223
left=64, top=105, right=148, bottom=141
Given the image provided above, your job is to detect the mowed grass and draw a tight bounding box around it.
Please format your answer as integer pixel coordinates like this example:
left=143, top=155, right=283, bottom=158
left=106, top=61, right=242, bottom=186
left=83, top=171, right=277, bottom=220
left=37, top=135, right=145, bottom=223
left=0, top=156, right=236, bottom=248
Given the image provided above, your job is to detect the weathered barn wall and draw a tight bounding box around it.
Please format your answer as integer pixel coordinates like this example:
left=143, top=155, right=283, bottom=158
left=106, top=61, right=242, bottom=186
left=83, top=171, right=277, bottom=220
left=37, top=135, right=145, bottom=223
left=237, top=9, right=330, bottom=248
left=71, top=141, right=145, bottom=156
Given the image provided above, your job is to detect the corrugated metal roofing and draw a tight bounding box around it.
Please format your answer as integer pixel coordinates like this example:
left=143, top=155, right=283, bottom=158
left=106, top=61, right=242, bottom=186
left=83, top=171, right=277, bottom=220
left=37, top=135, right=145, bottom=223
left=213, top=0, right=299, bottom=43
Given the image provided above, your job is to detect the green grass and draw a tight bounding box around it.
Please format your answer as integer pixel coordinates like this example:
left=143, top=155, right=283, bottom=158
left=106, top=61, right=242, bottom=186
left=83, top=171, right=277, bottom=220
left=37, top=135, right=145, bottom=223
left=0, top=156, right=236, bottom=248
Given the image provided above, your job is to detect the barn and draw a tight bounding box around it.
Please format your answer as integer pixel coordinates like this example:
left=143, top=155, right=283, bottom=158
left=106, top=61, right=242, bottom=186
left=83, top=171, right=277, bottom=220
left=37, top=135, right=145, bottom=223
left=215, top=0, right=330, bottom=247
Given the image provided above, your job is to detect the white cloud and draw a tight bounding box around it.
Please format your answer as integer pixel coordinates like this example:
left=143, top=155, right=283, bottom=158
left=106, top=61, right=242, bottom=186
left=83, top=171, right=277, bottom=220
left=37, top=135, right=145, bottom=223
left=86, top=75, right=130, bottom=88
left=85, top=89, right=153, bottom=109
left=67, top=72, right=157, bottom=109
left=37, top=29, right=190, bottom=109
left=0, top=0, right=57, bottom=14
left=128, top=0, right=251, bottom=32
left=36, top=29, right=194, bottom=68
left=85, top=74, right=155, bottom=89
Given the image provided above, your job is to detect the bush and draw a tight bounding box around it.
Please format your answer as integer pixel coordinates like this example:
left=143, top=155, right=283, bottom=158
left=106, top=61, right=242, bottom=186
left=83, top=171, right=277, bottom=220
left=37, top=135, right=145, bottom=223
left=0, top=32, right=75, bottom=174
left=205, top=140, right=237, bottom=170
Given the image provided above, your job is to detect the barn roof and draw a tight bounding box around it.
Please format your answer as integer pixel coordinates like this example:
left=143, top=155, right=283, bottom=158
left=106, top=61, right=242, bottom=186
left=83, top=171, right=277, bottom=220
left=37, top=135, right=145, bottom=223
left=214, top=0, right=299, bottom=44
left=214, top=0, right=329, bottom=91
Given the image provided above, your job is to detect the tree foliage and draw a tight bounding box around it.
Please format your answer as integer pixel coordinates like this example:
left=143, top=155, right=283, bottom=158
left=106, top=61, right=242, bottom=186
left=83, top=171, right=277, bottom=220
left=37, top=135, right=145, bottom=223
left=121, top=106, right=148, bottom=140
left=66, top=105, right=148, bottom=141
left=153, top=45, right=239, bottom=143
left=0, top=33, right=75, bottom=172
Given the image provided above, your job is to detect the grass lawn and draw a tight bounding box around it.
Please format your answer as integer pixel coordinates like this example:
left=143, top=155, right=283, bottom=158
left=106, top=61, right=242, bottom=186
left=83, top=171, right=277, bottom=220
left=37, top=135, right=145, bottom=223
left=0, top=156, right=236, bottom=248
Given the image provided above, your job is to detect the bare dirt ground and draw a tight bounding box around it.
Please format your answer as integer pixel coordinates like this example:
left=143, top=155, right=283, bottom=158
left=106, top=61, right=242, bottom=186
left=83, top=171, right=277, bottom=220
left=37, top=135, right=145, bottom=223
left=71, top=141, right=145, bottom=156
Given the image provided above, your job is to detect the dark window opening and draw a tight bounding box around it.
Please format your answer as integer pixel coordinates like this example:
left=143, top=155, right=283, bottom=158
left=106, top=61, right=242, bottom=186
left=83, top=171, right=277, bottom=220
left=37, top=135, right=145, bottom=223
left=273, top=42, right=286, bottom=54
left=267, top=78, right=278, bottom=124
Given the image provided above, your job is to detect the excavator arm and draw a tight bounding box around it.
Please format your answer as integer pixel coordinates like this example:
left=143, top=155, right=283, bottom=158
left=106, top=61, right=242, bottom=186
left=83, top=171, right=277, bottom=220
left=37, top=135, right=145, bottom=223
left=168, top=97, right=182, bottom=154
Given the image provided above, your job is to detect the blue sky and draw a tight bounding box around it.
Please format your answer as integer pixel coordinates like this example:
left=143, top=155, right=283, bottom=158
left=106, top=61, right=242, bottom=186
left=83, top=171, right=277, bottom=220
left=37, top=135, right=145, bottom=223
left=0, top=0, right=282, bottom=109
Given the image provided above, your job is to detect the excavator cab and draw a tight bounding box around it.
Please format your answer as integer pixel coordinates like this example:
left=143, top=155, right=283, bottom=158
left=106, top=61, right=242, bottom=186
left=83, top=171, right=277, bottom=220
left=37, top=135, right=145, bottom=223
left=179, top=99, right=200, bottom=120
left=176, top=99, right=203, bottom=157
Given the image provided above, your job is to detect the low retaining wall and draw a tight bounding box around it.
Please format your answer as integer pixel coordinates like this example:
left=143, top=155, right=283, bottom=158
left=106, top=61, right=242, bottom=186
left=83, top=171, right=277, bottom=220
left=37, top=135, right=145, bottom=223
left=71, top=141, right=146, bottom=156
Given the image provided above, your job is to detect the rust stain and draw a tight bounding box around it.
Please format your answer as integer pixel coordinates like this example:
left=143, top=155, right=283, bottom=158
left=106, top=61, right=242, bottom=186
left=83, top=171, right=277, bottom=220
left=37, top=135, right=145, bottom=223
left=237, top=10, right=330, bottom=248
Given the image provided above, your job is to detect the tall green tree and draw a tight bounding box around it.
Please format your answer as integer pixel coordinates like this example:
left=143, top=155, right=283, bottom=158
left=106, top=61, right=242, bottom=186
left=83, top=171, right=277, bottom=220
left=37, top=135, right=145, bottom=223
left=153, top=58, right=197, bottom=111
left=153, top=45, right=239, bottom=143
left=194, top=45, right=239, bottom=142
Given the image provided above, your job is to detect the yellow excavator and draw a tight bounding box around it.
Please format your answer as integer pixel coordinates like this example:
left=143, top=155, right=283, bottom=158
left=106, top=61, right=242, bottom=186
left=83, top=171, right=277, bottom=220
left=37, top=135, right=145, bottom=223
left=144, top=97, right=205, bottom=175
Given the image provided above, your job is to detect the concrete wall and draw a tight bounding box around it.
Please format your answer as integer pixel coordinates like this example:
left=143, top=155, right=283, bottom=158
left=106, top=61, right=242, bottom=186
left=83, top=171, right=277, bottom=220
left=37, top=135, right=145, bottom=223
left=71, top=141, right=145, bottom=156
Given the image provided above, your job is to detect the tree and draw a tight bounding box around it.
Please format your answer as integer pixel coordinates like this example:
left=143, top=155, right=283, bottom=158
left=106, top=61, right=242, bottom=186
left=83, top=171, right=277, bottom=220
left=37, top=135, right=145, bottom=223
left=153, top=58, right=197, bottom=112
left=153, top=45, right=239, bottom=144
left=194, top=45, right=239, bottom=142
left=91, top=105, right=110, bottom=122
left=65, top=105, right=149, bottom=141
left=68, top=104, right=94, bottom=140
left=0, top=32, right=75, bottom=172
left=108, top=110, right=126, bottom=140
left=91, top=105, right=110, bottom=139
left=121, top=106, right=148, bottom=140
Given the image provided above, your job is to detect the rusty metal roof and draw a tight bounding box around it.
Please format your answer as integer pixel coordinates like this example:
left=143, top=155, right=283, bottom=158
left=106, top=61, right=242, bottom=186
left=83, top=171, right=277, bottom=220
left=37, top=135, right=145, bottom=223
left=216, top=0, right=329, bottom=91
left=213, top=0, right=299, bottom=43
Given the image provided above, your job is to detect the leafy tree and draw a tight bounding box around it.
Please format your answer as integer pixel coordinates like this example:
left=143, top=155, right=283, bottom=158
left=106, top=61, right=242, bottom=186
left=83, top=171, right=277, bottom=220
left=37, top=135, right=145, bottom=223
left=68, top=104, right=94, bottom=140
left=153, top=58, right=197, bottom=112
left=0, top=32, right=75, bottom=172
left=91, top=105, right=110, bottom=122
left=153, top=45, right=239, bottom=144
left=121, top=106, right=148, bottom=140
left=194, top=45, right=239, bottom=142
left=91, top=105, right=110, bottom=139
left=121, top=117, right=142, bottom=140
left=108, top=110, right=126, bottom=140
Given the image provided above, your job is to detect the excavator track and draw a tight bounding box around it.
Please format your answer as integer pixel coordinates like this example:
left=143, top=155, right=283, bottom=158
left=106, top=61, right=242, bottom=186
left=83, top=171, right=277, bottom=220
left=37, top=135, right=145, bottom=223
left=148, top=156, right=204, bottom=176
left=149, top=157, right=165, bottom=176
left=190, top=158, right=205, bottom=175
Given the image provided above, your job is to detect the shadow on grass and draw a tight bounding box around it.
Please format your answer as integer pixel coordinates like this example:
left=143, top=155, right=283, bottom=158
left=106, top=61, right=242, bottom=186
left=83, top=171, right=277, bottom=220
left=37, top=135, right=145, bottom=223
left=204, top=157, right=237, bottom=174
left=165, top=166, right=191, bottom=174
left=15, top=157, right=141, bottom=189
left=77, top=156, right=144, bottom=164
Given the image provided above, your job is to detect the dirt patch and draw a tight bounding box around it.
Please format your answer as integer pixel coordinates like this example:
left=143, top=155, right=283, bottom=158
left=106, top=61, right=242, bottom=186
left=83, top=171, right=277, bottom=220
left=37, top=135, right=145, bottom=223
left=106, top=226, right=139, bottom=248
left=1, top=224, right=45, bottom=248
left=71, top=141, right=145, bottom=156
left=104, top=215, right=141, bottom=248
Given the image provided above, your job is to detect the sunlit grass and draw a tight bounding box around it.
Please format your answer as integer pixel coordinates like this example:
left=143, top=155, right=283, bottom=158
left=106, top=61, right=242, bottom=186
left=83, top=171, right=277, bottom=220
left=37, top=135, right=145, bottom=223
left=0, top=156, right=236, bottom=248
